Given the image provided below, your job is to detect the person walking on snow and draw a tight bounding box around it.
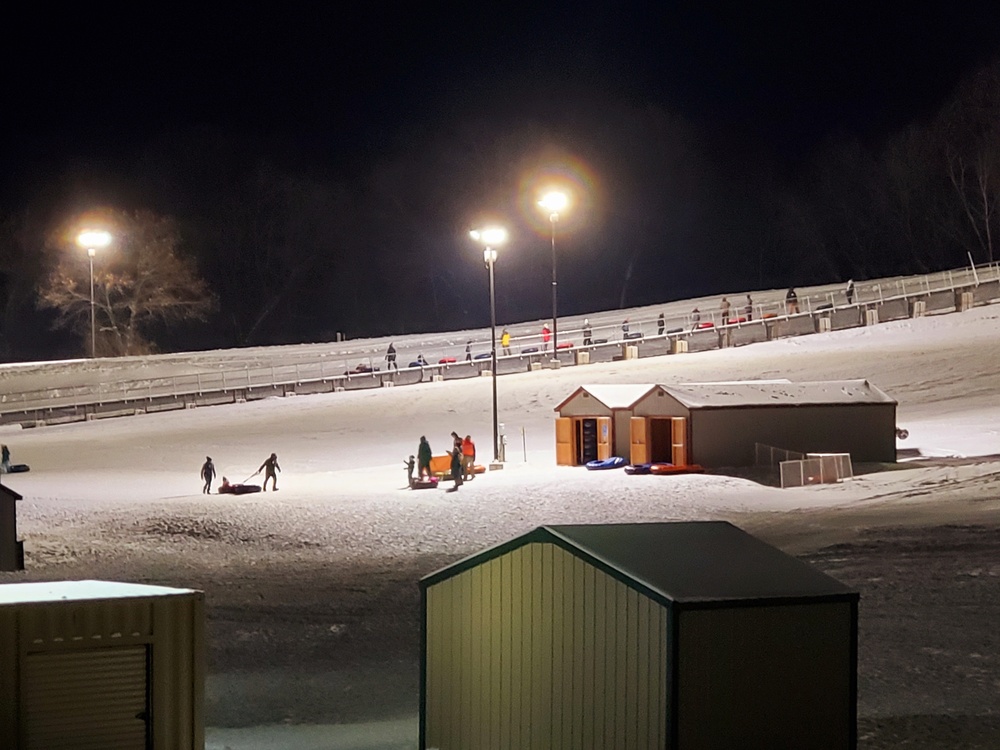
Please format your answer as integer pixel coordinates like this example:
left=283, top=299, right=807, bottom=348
left=541, top=324, right=551, bottom=351
left=583, top=319, right=592, bottom=346
left=720, top=297, right=731, bottom=321
left=501, top=328, right=511, bottom=356
left=257, top=452, right=281, bottom=491
left=465, top=340, right=472, bottom=361
left=0, top=444, right=10, bottom=473
left=846, top=279, right=855, bottom=305
left=200, top=456, right=216, bottom=494
left=385, top=343, right=398, bottom=370
left=657, top=312, right=665, bottom=336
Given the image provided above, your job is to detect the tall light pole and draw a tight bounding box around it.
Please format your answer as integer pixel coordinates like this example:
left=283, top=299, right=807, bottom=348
left=470, top=226, right=507, bottom=463
left=76, top=230, right=112, bottom=358
left=538, top=191, right=568, bottom=362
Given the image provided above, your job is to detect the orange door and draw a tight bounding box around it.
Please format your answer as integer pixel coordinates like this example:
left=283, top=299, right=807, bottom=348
left=555, top=417, right=574, bottom=465
left=671, top=416, right=688, bottom=466
left=597, top=416, right=612, bottom=460
left=630, top=417, right=648, bottom=465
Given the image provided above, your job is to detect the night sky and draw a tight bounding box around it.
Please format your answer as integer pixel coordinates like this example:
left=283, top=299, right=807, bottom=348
left=4, top=3, right=1000, bottom=353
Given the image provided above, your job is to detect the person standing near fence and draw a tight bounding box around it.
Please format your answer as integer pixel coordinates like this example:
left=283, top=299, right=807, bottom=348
left=845, top=279, right=855, bottom=304
left=541, top=324, right=551, bottom=351
left=785, top=288, right=799, bottom=314
left=501, top=328, right=511, bottom=355
left=657, top=312, right=665, bottom=335
left=744, top=294, right=754, bottom=321
left=385, top=343, right=398, bottom=370
left=720, top=297, right=731, bottom=321
left=583, top=319, right=592, bottom=346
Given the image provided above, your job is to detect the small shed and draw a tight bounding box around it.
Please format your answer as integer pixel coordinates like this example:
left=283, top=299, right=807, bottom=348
left=553, top=384, right=656, bottom=464
left=631, top=379, right=897, bottom=467
left=0, top=580, right=204, bottom=749
left=0, top=484, right=24, bottom=571
left=420, top=521, right=858, bottom=750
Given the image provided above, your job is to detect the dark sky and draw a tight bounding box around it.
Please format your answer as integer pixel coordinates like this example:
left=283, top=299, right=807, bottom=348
left=8, top=3, right=1000, bottom=179
left=4, top=2, right=1000, bottom=349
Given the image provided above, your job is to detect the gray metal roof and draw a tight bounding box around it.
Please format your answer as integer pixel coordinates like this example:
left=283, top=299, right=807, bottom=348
left=661, top=379, right=895, bottom=409
left=422, top=521, right=856, bottom=606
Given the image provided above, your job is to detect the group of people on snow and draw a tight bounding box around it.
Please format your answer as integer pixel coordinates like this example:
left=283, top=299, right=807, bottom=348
left=410, top=431, right=476, bottom=492
left=200, top=453, right=280, bottom=494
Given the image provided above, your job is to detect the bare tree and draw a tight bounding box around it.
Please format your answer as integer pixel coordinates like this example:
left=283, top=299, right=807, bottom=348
left=37, top=209, right=215, bottom=356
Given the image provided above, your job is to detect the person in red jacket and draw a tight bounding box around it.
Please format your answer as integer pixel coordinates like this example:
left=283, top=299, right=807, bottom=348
left=461, top=435, right=476, bottom=480
left=541, top=324, right=551, bottom=351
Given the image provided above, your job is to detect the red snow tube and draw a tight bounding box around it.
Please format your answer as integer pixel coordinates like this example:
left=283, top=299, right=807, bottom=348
left=696, top=322, right=715, bottom=329
left=438, top=357, right=456, bottom=364
left=650, top=464, right=705, bottom=476
left=556, top=341, right=574, bottom=349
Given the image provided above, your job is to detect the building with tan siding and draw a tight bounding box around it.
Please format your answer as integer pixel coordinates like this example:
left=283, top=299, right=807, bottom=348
left=420, top=521, right=858, bottom=750
left=555, top=380, right=897, bottom=467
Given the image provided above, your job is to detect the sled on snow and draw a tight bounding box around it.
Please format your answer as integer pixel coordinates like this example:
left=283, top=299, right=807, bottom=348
left=650, top=464, right=705, bottom=476
left=585, top=456, right=627, bottom=471
left=410, top=477, right=440, bottom=490
left=218, top=483, right=261, bottom=495
left=1, top=464, right=30, bottom=474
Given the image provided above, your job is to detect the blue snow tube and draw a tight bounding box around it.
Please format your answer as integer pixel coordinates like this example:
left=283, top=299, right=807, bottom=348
left=624, top=463, right=652, bottom=475
left=586, top=457, right=627, bottom=471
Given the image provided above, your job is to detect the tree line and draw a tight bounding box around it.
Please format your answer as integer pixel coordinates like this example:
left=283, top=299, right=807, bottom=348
left=2, top=59, right=999, bottom=361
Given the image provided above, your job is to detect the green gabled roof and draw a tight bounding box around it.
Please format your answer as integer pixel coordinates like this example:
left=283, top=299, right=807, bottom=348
left=421, top=521, right=856, bottom=608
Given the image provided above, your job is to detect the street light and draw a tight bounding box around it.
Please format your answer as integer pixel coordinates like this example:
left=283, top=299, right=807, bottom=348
left=76, top=230, right=112, bottom=358
left=538, top=190, right=568, bottom=361
left=470, top=226, right=507, bottom=463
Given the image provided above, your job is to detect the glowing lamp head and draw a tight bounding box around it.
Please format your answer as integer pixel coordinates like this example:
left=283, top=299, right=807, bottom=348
left=469, top=227, right=508, bottom=246
left=538, top=191, right=569, bottom=217
left=77, top=230, right=112, bottom=250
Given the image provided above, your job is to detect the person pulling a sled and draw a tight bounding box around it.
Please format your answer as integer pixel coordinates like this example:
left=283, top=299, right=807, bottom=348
left=417, top=437, right=433, bottom=479
left=257, top=452, right=281, bottom=491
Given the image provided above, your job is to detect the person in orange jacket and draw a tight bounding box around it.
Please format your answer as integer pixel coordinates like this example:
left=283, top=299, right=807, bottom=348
left=461, top=435, right=476, bottom=480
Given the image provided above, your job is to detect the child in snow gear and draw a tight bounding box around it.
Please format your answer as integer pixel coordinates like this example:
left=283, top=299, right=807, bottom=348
left=257, top=452, right=281, bottom=491
left=501, top=328, right=511, bottom=355
left=201, top=456, right=216, bottom=494
left=405, top=455, right=416, bottom=487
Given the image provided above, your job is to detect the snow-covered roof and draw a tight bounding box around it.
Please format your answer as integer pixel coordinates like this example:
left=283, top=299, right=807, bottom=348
left=0, top=580, right=198, bottom=606
left=662, top=379, right=895, bottom=408
left=553, top=384, right=656, bottom=412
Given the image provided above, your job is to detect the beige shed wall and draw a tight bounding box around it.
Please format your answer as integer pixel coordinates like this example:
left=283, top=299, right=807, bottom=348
left=677, top=601, right=854, bottom=750
left=424, top=542, right=668, bottom=750
left=690, top=403, right=896, bottom=466
left=558, top=394, right=614, bottom=418
left=613, top=411, right=634, bottom=458
left=0, top=592, right=204, bottom=750
left=631, top=391, right=690, bottom=419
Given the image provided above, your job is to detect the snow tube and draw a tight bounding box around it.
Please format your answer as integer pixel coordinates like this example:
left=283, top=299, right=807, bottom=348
left=585, top=457, right=627, bottom=471
left=624, top=463, right=652, bottom=475
left=472, top=464, right=486, bottom=474
left=473, top=352, right=491, bottom=360
left=3, top=464, right=30, bottom=474
left=816, top=302, right=834, bottom=311
left=666, top=327, right=684, bottom=335
left=218, top=483, right=261, bottom=495
left=521, top=346, right=539, bottom=354
left=623, top=331, right=643, bottom=340
left=556, top=341, right=574, bottom=349
left=650, top=464, right=705, bottom=476
left=410, top=477, right=439, bottom=490
left=438, top=357, right=456, bottom=364
left=762, top=312, right=778, bottom=319
left=593, top=338, right=609, bottom=345
left=696, top=321, right=715, bottom=329
left=408, top=361, right=426, bottom=368
left=725, top=317, right=747, bottom=325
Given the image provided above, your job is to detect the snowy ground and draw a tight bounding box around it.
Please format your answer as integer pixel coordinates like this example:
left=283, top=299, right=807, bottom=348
left=1, top=304, right=999, bottom=748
